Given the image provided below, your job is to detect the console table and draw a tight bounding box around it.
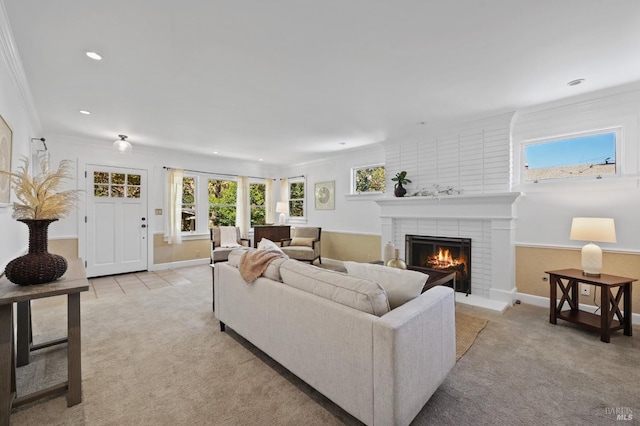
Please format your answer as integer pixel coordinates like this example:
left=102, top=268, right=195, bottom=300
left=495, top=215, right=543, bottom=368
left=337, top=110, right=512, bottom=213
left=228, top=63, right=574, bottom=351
left=546, top=268, right=636, bottom=343
left=253, top=225, right=290, bottom=248
left=0, top=259, right=88, bottom=424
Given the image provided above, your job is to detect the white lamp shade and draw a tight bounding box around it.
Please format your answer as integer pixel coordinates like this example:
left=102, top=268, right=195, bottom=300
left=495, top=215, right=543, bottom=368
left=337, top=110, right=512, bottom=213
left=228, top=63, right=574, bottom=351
left=570, top=217, right=616, bottom=277
left=569, top=217, right=616, bottom=243
left=276, top=201, right=288, bottom=225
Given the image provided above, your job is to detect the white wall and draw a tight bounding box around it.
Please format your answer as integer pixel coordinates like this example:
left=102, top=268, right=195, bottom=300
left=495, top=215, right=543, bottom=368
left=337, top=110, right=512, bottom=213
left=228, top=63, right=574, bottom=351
left=0, top=4, right=38, bottom=270
left=282, top=144, right=385, bottom=235
left=45, top=134, right=278, bottom=260
left=383, top=112, right=513, bottom=195
left=512, top=84, right=640, bottom=252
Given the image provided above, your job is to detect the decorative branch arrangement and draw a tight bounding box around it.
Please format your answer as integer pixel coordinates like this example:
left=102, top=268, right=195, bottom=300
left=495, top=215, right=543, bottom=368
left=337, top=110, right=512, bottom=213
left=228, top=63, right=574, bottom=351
left=0, top=156, right=80, bottom=220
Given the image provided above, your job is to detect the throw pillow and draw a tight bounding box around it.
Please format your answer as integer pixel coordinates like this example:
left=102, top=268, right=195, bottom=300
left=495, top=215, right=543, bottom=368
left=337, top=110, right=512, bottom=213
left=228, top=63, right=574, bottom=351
left=290, top=237, right=314, bottom=247
left=257, top=238, right=283, bottom=253
left=344, top=261, right=428, bottom=309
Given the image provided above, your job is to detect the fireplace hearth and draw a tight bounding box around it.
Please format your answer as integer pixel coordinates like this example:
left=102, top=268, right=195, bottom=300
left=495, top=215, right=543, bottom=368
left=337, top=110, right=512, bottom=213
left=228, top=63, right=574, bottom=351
left=406, top=235, right=471, bottom=294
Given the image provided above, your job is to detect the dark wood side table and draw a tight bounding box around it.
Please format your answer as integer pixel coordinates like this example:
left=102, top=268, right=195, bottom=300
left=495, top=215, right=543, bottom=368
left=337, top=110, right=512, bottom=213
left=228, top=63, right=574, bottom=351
left=546, top=268, right=636, bottom=343
left=253, top=225, right=290, bottom=248
left=0, top=259, right=88, bottom=425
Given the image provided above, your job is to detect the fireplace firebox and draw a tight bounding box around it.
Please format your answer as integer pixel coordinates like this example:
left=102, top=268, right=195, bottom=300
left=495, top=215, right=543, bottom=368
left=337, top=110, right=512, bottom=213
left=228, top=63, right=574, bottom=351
left=405, top=235, right=471, bottom=294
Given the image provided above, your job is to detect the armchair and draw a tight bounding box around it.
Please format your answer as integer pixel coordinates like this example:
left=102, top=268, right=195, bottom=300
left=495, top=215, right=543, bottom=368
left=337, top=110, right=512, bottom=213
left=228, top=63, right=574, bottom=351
left=210, top=226, right=250, bottom=264
left=280, top=227, right=322, bottom=264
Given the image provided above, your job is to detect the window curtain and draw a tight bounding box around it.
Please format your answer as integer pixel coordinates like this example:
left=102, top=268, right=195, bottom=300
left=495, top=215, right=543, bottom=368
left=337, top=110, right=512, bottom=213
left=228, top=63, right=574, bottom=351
left=280, top=177, right=289, bottom=202
left=167, top=168, right=184, bottom=244
left=265, top=179, right=274, bottom=225
left=236, top=176, right=249, bottom=239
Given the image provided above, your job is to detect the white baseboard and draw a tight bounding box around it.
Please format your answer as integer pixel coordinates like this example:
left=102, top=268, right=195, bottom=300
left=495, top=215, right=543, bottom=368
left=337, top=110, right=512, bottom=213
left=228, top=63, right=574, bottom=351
left=516, top=292, right=640, bottom=325
left=150, top=258, right=210, bottom=271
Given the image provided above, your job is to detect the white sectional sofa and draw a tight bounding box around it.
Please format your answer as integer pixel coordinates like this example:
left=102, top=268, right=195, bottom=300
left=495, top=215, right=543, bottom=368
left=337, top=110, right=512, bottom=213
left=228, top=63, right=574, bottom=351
left=214, top=255, right=456, bottom=426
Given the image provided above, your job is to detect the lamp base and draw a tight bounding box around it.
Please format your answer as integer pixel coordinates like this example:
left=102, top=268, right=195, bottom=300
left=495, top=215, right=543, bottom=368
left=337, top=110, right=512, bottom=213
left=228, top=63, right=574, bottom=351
left=279, top=213, right=286, bottom=225
left=582, top=271, right=601, bottom=278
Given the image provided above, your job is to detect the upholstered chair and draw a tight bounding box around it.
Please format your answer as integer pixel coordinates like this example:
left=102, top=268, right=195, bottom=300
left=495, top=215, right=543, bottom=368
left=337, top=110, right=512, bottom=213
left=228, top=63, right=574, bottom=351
left=280, top=227, right=322, bottom=264
left=210, top=226, right=250, bottom=264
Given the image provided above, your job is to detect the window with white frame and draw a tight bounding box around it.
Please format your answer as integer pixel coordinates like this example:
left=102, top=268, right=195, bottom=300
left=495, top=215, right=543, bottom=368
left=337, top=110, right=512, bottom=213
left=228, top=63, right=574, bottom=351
left=250, top=181, right=266, bottom=226
left=181, top=175, right=197, bottom=232
left=208, top=178, right=237, bottom=227
left=352, top=164, right=385, bottom=193
left=289, top=179, right=305, bottom=218
left=523, top=129, right=619, bottom=182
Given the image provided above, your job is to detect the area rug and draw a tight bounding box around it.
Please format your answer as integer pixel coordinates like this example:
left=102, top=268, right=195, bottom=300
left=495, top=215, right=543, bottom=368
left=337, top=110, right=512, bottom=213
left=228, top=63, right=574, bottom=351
left=455, top=311, right=488, bottom=360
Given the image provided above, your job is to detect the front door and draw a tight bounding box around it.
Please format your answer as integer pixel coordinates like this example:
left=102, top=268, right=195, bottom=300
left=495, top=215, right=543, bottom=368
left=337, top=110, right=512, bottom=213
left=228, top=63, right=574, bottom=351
left=85, top=165, right=148, bottom=277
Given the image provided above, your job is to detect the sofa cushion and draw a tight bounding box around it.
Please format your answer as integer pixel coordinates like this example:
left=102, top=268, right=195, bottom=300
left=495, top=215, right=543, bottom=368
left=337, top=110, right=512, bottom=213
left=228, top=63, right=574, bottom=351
left=279, top=260, right=390, bottom=316
left=257, top=238, right=283, bottom=252
left=344, top=261, right=428, bottom=310
left=228, top=248, right=285, bottom=282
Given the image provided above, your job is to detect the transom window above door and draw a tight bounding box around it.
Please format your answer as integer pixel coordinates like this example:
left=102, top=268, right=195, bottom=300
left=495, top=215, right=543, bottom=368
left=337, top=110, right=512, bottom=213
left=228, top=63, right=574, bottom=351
left=93, top=171, right=142, bottom=198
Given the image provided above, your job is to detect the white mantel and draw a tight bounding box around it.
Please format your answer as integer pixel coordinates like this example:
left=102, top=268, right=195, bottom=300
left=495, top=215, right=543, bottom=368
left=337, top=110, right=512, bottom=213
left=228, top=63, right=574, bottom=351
left=375, top=192, right=521, bottom=312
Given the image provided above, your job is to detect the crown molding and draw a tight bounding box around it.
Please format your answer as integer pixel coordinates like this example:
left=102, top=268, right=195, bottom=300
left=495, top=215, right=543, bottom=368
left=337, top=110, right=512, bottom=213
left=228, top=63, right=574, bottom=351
left=0, top=1, right=42, bottom=133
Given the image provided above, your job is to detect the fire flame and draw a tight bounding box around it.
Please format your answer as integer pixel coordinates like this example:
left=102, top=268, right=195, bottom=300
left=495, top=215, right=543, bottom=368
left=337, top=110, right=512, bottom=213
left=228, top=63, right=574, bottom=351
left=428, top=248, right=462, bottom=269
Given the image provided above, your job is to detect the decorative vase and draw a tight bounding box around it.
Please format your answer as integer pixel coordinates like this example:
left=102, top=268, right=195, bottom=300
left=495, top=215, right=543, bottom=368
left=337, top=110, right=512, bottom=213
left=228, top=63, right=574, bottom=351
left=394, top=182, right=406, bottom=197
left=386, top=248, right=407, bottom=269
left=5, top=219, right=68, bottom=285
left=383, top=241, right=395, bottom=265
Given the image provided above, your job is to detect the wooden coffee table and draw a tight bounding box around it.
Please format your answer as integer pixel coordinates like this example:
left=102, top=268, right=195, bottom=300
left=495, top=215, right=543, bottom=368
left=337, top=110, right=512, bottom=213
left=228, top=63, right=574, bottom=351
left=409, top=267, right=457, bottom=293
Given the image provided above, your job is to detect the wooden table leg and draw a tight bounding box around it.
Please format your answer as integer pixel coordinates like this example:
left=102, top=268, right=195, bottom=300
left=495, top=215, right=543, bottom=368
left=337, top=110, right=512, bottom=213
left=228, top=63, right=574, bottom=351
left=601, top=286, right=611, bottom=343
left=16, top=301, right=30, bottom=367
left=624, top=282, right=633, bottom=336
left=549, top=275, right=557, bottom=324
left=67, top=293, right=82, bottom=406
left=0, top=305, right=14, bottom=426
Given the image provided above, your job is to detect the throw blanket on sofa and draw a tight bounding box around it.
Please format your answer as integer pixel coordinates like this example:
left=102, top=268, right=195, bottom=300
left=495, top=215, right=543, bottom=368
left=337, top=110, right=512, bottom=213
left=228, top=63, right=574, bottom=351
left=239, top=249, right=288, bottom=283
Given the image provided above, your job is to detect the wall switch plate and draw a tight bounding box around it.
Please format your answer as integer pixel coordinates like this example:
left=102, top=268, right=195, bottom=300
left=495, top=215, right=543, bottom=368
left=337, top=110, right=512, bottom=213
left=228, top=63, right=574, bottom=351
left=155, top=209, right=162, bottom=215
left=580, top=284, right=590, bottom=296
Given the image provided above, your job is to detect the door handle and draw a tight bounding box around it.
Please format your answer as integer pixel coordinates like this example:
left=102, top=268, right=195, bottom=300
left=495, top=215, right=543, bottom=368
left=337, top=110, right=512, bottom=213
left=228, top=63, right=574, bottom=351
left=141, top=224, right=147, bottom=228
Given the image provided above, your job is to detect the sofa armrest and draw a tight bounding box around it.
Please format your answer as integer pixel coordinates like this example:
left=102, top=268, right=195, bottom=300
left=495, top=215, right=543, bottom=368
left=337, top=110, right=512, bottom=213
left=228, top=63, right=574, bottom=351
left=373, top=286, right=456, bottom=426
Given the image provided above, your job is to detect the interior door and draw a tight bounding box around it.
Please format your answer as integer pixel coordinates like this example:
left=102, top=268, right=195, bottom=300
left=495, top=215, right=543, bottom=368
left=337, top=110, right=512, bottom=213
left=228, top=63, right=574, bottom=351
left=85, top=165, right=148, bottom=277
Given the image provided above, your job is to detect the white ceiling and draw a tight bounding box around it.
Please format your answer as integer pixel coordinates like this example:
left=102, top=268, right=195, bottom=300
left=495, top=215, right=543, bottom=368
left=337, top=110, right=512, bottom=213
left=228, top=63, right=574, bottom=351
left=4, top=0, right=640, bottom=165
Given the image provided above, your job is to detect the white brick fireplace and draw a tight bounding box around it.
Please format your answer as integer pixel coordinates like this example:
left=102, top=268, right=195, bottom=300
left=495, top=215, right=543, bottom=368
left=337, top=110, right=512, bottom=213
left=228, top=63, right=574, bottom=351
left=376, top=192, right=521, bottom=311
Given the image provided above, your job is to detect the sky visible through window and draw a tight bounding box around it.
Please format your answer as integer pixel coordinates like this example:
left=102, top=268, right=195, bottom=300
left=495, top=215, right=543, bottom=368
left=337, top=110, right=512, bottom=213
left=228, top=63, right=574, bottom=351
left=525, top=133, right=616, bottom=170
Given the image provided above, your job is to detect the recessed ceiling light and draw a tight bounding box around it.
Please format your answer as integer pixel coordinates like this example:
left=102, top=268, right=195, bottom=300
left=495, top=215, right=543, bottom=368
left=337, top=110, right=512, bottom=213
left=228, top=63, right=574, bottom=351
left=567, top=79, right=585, bottom=87
left=213, top=151, right=219, bottom=154
left=85, top=51, right=102, bottom=61
left=79, top=110, right=91, bottom=115
left=258, top=159, right=264, bottom=162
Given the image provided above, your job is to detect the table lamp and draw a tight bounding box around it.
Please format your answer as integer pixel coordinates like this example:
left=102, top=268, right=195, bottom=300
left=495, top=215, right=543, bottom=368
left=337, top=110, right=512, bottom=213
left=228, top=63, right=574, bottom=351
left=276, top=201, right=288, bottom=225
left=569, top=217, right=616, bottom=277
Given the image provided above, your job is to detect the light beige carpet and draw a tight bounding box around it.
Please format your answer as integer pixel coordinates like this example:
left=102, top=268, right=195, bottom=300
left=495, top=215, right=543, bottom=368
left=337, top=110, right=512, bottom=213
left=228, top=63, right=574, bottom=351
left=455, top=311, right=488, bottom=361
left=11, top=271, right=487, bottom=425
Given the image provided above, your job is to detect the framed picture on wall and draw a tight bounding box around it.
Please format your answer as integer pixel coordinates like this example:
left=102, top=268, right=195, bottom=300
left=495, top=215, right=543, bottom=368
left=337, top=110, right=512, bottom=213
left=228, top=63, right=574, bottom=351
left=0, top=114, right=12, bottom=206
left=314, top=180, right=335, bottom=210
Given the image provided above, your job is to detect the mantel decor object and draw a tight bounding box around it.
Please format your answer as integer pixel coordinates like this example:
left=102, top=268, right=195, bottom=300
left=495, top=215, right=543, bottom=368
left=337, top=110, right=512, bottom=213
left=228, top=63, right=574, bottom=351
left=0, top=156, right=80, bottom=285
left=391, top=171, right=411, bottom=197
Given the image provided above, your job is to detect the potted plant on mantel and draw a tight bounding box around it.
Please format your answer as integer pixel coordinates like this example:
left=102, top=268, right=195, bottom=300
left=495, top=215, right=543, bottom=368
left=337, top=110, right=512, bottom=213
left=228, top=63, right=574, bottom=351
left=1, top=157, right=80, bottom=285
left=391, top=171, right=412, bottom=197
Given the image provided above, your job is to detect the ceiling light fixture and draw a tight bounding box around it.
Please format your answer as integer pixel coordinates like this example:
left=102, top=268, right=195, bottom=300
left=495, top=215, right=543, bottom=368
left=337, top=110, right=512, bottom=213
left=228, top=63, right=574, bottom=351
left=79, top=110, right=91, bottom=115
left=567, top=79, right=585, bottom=87
left=113, top=134, right=132, bottom=154
left=86, top=51, right=102, bottom=60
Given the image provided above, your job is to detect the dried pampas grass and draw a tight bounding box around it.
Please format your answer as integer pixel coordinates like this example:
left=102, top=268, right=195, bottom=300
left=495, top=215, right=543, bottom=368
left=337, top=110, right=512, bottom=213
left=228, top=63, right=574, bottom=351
left=0, top=156, right=81, bottom=220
